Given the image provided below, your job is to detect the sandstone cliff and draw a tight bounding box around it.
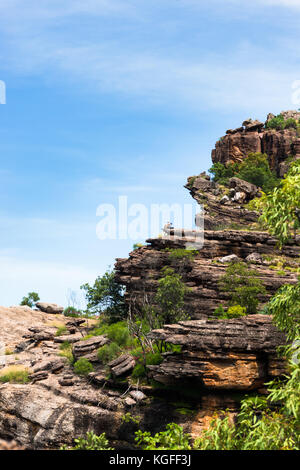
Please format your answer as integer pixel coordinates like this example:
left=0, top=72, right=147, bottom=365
left=212, top=111, right=300, bottom=177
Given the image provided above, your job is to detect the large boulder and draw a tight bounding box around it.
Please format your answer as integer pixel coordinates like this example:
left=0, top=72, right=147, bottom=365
left=36, top=302, right=64, bottom=315
left=229, top=177, right=259, bottom=199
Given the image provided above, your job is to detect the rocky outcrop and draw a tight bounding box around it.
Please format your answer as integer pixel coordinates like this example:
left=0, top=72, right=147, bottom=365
left=115, top=231, right=299, bottom=320
left=185, top=174, right=260, bottom=229
left=211, top=111, right=300, bottom=176
left=72, top=336, right=109, bottom=361
left=148, top=315, right=286, bottom=390
left=36, top=302, right=64, bottom=314
left=0, top=306, right=288, bottom=449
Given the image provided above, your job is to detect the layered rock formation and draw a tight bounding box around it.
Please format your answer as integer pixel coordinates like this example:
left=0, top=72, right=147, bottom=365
left=148, top=315, right=286, bottom=390
left=211, top=111, right=300, bottom=177
left=115, top=231, right=299, bottom=320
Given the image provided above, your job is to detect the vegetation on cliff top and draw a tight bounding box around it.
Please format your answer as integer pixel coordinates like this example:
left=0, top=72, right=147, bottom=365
left=209, top=152, right=279, bottom=193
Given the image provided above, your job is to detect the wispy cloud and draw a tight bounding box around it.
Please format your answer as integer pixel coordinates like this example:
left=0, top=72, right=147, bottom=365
left=0, top=1, right=298, bottom=113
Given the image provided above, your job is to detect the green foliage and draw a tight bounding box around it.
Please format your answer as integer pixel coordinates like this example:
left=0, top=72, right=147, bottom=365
left=0, top=367, right=29, bottom=384
left=63, top=306, right=82, bottom=317
left=213, top=304, right=246, bottom=319
left=73, top=358, right=94, bottom=376
left=97, top=342, right=121, bottom=364
left=131, top=350, right=163, bottom=379
left=208, top=162, right=238, bottom=185
left=209, top=154, right=279, bottom=193
left=213, top=304, right=226, bottom=317
left=122, top=413, right=141, bottom=425
left=59, top=341, right=74, bottom=364
left=265, top=114, right=299, bottom=131
left=165, top=248, right=198, bottom=262
left=135, top=423, right=191, bottom=450
left=226, top=305, right=247, bottom=318
left=20, top=291, right=40, bottom=308
left=55, top=326, right=67, bottom=337
left=260, top=160, right=300, bottom=246
left=267, top=279, right=300, bottom=342
left=265, top=114, right=286, bottom=130
left=61, top=431, right=114, bottom=450
left=219, top=262, right=266, bottom=314
left=235, top=153, right=279, bottom=193
left=155, top=267, right=189, bottom=325
left=81, top=269, right=128, bottom=323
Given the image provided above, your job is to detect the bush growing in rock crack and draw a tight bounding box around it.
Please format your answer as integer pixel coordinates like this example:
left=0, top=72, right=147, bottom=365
left=218, top=261, right=266, bottom=314
left=73, top=357, right=94, bottom=376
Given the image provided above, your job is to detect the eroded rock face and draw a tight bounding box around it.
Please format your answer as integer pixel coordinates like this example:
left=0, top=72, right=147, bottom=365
left=115, top=232, right=299, bottom=320
left=211, top=111, right=300, bottom=175
left=148, top=315, right=286, bottom=390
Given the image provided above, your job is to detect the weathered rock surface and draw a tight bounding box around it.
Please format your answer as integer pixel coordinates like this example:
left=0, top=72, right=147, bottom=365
left=72, top=335, right=109, bottom=361
left=185, top=174, right=260, bottom=229
left=36, top=302, right=64, bottom=314
left=212, top=111, right=300, bottom=174
left=148, top=315, right=286, bottom=390
left=115, top=231, right=299, bottom=320
left=108, top=354, right=136, bottom=377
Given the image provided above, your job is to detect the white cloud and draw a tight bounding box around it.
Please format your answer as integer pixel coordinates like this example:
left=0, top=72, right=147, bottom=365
left=0, top=1, right=299, bottom=113
left=0, top=0, right=296, bottom=114
left=261, top=0, right=300, bottom=7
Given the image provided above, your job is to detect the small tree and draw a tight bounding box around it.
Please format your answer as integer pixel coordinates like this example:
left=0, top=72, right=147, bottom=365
left=218, top=262, right=266, bottom=314
left=80, top=269, right=127, bottom=323
left=260, top=160, right=300, bottom=246
left=155, top=267, right=189, bottom=325
left=236, top=153, right=279, bottom=193
left=20, top=292, right=40, bottom=308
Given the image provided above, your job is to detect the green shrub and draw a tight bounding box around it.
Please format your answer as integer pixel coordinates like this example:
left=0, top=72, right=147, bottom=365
left=63, top=306, right=82, bottom=317
left=122, top=412, right=141, bottom=425
left=265, top=114, right=285, bottom=130
left=131, top=351, right=163, bottom=379
left=97, top=342, right=121, bottom=364
left=226, top=305, right=247, bottom=318
left=59, top=341, right=74, bottom=364
left=165, top=248, right=198, bottom=261
left=135, top=423, right=191, bottom=450
left=55, top=326, right=68, bottom=337
left=209, top=154, right=279, bottom=193
left=219, top=262, right=266, bottom=314
left=213, top=305, right=226, bottom=318
left=61, top=431, right=114, bottom=450
left=74, top=358, right=94, bottom=376
left=236, top=153, right=279, bottom=193
left=259, top=160, right=300, bottom=246
left=213, top=304, right=246, bottom=319
left=209, top=162, right=238, bottom=185
left=155, top=267, right=189, bottom=325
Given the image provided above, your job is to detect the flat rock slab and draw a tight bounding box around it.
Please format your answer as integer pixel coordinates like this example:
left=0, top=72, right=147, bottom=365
left=108, top=354, right=136, bottom=377
left=36, top=302, right=64, bottom=314
left=72, top=335, right=109, bottom=359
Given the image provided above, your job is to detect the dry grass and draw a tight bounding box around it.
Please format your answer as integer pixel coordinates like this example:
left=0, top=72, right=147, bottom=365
left=0, top=365, right=31, bottom=384
left=45, top=319, right=66, bottom=328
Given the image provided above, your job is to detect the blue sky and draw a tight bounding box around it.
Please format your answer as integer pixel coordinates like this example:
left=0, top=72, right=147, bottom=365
left=0, top=0, right=300, bottom=307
